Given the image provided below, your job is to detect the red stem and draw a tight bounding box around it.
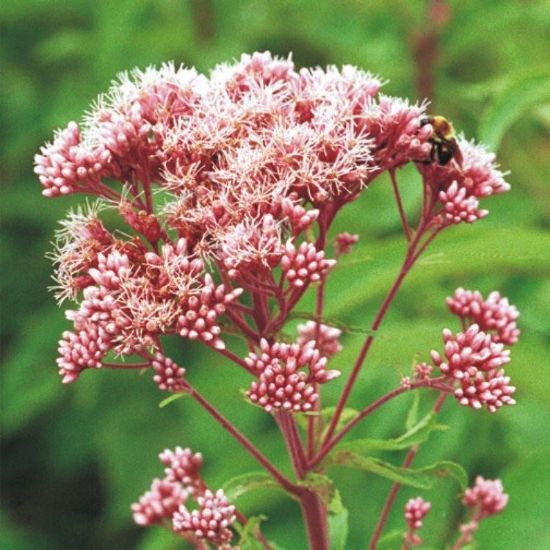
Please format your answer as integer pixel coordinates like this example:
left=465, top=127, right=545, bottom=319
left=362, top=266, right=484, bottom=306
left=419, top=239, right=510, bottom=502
left=299, top=489, right=330, bottom=550
left=451, top=513, right=481, bottom=550
left=389, top=169, right=412, bottom=241
left=277, top=412, right=329, bottom=550
left=322, top=213, right=435, bottom=446
left=368, top=450, right=417, bottom=550
left=187, top=385, right=299, bottom=496
left=213, top=345, right=256, bottom=374
left=101, top=361, right=150, bottom=369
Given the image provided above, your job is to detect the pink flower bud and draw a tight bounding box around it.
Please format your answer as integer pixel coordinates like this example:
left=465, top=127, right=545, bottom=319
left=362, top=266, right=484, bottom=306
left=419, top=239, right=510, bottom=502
left=173, top=489, right=235, bottom=546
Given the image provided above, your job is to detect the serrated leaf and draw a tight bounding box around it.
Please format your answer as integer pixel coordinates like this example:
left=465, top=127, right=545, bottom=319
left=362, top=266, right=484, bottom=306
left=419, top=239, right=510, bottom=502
left=158, top=392, right=188, bottom=408
left=327, top=453, right=467, bottom=490
left=479, top=68, right=550, bottom=150
left=333, top=412, right=446, bottom=455
left=223, top=472, right=286, bottom=502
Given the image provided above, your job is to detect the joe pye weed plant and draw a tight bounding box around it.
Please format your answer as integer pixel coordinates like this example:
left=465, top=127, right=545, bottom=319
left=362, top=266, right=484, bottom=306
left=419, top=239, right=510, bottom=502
left=35, top=52, right=518, bottom=549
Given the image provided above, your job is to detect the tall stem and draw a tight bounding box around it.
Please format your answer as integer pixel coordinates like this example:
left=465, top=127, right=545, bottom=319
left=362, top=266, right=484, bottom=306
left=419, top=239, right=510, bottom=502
left=300, top=489, right=330, bottom=550
left=277, top=412, right=329, bottom=549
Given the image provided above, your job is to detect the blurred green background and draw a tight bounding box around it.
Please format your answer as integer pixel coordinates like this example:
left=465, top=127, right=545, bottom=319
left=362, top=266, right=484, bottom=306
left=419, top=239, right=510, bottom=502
left=1, top=1, right=549, bottom=548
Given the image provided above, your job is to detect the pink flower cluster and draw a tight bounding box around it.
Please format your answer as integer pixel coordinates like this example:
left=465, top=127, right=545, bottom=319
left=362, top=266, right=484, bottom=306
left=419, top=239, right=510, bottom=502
left=132, top=447, right=235, bottom=547
left=463, top=476, right=509, bottom=519
left=419, top=137, right=510, bottom=227
left=447, top=288, right=520, bottom=344
left=36, top=52, right=510, bottom=389
left=297, top=321, right=343, bottom=358
left=404, top=496, right=431, bottom=546
left=173, top=489, right=236, bottom=547
left=430, top=289, right=519, bottom=412
left=403, top=478, right=508, bottom=548
left=455, top=476, right=509, bottom=546
left=246, top=338, right=340, bottom=412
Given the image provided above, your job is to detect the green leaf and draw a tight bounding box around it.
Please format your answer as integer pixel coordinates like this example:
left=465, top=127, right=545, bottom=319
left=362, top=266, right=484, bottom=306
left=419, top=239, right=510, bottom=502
left=223, top=472, right=286, bottom=502
left=377, top=529, right=404, bottom=548
left=327, top=453, right=467, bottom=490
left=405, top=391, right=420, bottom=431
left=288, top=311, right=376, bottom=335
left=320, top=407, right=359, bottom=439
left=328, top=490, right=349, bottom=550
left=332, top=412, right=446, bottom=455
left=479, top=68, right=550, bottom=150
left=237, top=515, right=268, bottom=550
left=296, top=406, right=359, bottom=435
left=158, top=392, right=188, bottom=408
left=298, top=472, right=335, bottom=504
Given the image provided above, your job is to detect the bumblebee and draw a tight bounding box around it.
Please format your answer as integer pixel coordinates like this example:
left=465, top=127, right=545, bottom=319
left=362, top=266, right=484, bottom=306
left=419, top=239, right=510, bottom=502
left=420, top=115, right=463, bottom=166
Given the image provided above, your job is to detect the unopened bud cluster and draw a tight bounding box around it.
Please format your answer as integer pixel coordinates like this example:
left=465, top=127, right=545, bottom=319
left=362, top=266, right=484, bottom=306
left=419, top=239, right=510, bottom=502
left=132, top=447, right=236, bottom=548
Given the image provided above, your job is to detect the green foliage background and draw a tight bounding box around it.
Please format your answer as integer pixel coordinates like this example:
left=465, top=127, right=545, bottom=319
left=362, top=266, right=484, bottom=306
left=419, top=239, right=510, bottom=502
left=1, top=1, right=549, bottom=548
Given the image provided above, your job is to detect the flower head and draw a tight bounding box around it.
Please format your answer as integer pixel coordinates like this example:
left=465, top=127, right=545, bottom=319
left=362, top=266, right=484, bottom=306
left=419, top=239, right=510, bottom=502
left=334, top=232, right=359, bottom=256
left=131, top=478, right=187, bottom=526
left=246, top=338, right=339, bottom=412
left=159, top=446, right=203, bottom=492
left=173, top=489, right=236, bottom=547
left=297, top=321, right=343, bottom=358
left=404, top=496, right=431, bottom=545
left=463, top=476, right=509, bottom=519
left=454, top=367, right=516, bottom=412
left=421, top=135, right=510, bottom=226
left=152, top=353, right=187, bottom=392
left=431, top=324, right=515, bottom=412
left=34, top=122, right=110, bottom=197
left=447, top=288, right=520, bottom=345
left=281, top=241, right=336, bottom=288
left=431, top=324, right=510, bottom=379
